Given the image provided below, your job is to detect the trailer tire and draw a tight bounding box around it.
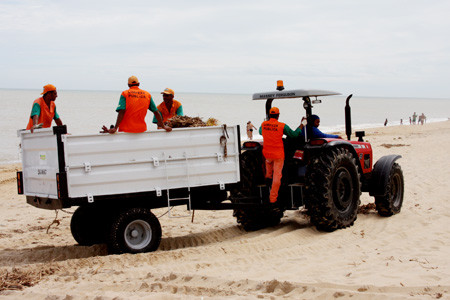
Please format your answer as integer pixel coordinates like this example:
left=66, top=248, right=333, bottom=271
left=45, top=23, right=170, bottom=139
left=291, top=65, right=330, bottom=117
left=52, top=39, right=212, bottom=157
left=70, top=206, right=108, bottom=246
left=305, top=148, right=361, bottom=231
left=232, top=150, right=284, bottom=231
left=375, top=163, right=404, bottom=216
left=107, top=208, right=161, bottom=254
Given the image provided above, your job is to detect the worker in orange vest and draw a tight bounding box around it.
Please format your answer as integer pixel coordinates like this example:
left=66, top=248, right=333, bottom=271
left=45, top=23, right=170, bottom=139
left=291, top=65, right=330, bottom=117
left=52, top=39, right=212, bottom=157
left=101, top=76, right=171, bottom=134
left=152, top=88, right=183, bottom=128
left=259, top=107, right=303, bottom=203
left=26, top=84, right=63, bottom=133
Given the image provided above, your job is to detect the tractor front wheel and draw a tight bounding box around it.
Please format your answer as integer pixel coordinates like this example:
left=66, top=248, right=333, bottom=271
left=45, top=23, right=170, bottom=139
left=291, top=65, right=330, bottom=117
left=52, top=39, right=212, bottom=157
left=375, top=163, right=404, bottom=216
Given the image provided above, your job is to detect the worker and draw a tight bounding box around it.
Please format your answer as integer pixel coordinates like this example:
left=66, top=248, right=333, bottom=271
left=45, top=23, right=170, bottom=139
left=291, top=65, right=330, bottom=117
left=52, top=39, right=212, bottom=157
left=259, top=107, right=302, bottom=203
left=26, top=84, right=63, bottom=133
left=101, top=76, right=171, bottom=133
left=152, top=88, right=183, bottom=127
left=308, top=115, right=342, bottom=139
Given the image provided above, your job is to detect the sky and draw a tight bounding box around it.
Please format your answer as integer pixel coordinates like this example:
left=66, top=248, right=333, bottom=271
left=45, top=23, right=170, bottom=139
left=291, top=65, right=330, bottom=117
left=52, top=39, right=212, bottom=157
left=1, top=0, right=450, bottom=98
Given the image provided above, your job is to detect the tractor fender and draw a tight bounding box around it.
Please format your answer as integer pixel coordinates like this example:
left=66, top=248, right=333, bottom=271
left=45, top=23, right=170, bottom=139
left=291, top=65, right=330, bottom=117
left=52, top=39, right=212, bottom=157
left=369, top=154, right=402, bottom=196
left=306, top=140, right=363, bottom=172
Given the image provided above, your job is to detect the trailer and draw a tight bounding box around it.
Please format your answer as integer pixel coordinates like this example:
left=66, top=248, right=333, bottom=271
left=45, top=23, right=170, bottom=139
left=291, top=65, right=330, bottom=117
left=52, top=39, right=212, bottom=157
left=17, top=125, right=245, bottom=254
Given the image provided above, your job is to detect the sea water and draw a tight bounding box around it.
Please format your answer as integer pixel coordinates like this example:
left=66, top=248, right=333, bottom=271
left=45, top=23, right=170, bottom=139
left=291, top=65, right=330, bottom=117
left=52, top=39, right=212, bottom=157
left=1, top=88, right=449, bottom=164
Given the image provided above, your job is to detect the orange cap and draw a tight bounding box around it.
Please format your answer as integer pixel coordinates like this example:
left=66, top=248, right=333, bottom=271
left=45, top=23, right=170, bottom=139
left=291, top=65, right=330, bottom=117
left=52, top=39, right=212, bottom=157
left=269, top=107, right=280, bottom=114
left=41, top=84, right=56, bottom=95
left=128, top=76, right=139, bottom=85
left=161, top=88, right=174, bottom=95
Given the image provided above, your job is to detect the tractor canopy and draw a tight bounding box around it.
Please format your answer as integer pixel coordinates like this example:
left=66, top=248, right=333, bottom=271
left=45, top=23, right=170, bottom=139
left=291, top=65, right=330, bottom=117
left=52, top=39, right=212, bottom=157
left=252, top=89, right=341, bottom=100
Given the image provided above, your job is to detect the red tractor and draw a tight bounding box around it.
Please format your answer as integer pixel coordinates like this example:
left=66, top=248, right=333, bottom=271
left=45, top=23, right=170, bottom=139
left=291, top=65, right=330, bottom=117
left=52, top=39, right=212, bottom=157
left=231, top=81, right=404, bottom=231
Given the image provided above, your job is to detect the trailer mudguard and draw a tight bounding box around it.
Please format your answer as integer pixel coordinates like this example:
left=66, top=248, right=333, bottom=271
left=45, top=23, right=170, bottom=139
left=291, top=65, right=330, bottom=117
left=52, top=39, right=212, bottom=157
left=369, top=154, right=402, bottom=196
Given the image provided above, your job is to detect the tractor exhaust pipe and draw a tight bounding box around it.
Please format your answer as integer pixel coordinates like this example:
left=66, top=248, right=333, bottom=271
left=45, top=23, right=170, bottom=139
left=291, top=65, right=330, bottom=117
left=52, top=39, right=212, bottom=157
left=345, top=94, right=353, bottom=140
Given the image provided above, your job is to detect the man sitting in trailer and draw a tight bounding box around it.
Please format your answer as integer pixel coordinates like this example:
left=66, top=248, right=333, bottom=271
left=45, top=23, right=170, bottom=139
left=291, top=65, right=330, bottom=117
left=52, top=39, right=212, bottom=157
left=101, top=76, right=171, bottom=134
left=152, top=88, right=183, bottom=128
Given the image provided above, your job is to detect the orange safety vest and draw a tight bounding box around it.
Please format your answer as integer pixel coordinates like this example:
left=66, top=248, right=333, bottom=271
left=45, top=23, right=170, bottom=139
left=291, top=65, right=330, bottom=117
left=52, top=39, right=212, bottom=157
left=26, top=97, right=56, bottom=130
left=261, top=118, right=286, bottom=159
left=119, top=86, right=151, bottom=133
left=157, top=100, right=182, bottom=123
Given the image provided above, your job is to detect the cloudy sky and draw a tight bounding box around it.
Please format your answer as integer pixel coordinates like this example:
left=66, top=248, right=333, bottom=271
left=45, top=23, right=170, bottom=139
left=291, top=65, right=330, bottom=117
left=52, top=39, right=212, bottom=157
left=1, top=0, right=449, bottom=97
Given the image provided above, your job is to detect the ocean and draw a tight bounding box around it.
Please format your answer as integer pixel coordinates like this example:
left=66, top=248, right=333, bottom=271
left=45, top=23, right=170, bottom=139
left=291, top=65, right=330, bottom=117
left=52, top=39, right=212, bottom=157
left=1, top=88, right=449, bottom=164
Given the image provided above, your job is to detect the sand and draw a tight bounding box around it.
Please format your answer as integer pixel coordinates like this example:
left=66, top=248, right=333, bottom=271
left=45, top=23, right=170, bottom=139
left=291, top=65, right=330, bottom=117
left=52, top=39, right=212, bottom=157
left=1, top=121, right=449, bottom=299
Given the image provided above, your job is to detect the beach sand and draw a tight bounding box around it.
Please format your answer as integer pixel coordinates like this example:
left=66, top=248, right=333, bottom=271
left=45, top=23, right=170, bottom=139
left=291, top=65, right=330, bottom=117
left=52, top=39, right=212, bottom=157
left=1, top=121, right=449, bottom=299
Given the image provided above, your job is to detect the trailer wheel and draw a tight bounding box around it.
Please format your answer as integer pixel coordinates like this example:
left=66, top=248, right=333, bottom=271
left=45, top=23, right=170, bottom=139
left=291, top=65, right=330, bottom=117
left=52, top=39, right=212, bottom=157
left=305, top=148, right=361, bottom=231
left=70, top=206, right=108, bottom=246
left=231, top=150, right=284, bottom=231
left=108, top=208, right=161, bottom=254
left=375, top=163, right=404, bottom=216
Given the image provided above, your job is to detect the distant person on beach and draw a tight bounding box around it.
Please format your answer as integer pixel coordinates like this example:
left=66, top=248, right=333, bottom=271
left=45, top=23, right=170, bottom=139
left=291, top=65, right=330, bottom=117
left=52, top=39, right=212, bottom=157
left=246, top=121, right=257, bottom=140
left=412, top=112, right=417, bottom=124
left=26, top=84, right=63, bottom=133
left=420, top=113, right=426, bottom=125
left=409, top=117, right=411, bottom=124
left=400, top=119, right=403, bottom=125
left=259, top=107, right=302, bottom=204
left=152, top=88, right=183, bottom=128
left=101, top=76, right=171, bottom=134
left=307, top=115, right=342, bottom=139
left=384, top=118, right=388, bottom=126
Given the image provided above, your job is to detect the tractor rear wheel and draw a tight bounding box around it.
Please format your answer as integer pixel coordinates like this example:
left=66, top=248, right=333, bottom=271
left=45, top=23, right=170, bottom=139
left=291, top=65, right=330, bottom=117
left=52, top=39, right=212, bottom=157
left=305, top=148, right=361, bottom=231
left=375, top=163, right=404, bottom=216
left=231, top=150, right=284, bottom=231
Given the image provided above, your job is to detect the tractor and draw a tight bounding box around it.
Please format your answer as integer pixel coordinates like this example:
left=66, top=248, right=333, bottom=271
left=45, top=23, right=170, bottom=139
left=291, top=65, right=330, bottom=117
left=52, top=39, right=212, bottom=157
left=231, top=81, right=404, bottom=231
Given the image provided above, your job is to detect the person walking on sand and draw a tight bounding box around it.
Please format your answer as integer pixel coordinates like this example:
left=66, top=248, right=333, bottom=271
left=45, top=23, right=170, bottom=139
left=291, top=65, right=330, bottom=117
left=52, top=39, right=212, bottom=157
left=246, top=121, right=257, bottom=140
left=259, top=107, right=302, bottom=204
left=384, top=118, right=388, bottom=126
left=101, top=76, right=171, bottom=134
left=152, top=88, right=183, bottom=128
left=26, top=84, right=63, bottom=133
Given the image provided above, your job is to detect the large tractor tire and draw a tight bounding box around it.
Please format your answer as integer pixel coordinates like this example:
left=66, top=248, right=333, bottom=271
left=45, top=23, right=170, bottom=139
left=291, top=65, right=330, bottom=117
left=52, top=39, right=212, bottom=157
left=305, top=148, right=361, bottom=231
left=375, top=163, right=404, bottom=216
left=231, top=150, right=284, bottom=231
left=107, top=207, right=161, bottom=254
left=70, top=206, right=109, bottom=246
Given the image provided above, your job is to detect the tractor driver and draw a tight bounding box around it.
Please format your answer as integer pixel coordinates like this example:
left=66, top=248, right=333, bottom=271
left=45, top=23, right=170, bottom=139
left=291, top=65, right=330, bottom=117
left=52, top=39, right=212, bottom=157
left=259, top=107, right=303, bottom=204
left=307, top=115, right=342, bottom=139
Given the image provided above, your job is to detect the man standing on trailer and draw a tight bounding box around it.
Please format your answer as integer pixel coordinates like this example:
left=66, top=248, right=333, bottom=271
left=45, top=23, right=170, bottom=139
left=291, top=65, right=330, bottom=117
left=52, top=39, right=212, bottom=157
left=259, top=107, right=302, bottom=203
left=101, top=76, right=171, bottom=133
left=152, top=88, right=183, bottom=128
left=26, top=84, right=63, bottom=133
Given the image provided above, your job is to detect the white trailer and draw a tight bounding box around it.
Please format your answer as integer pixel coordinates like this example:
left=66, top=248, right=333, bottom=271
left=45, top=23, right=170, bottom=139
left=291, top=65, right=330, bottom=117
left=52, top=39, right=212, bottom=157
left=17, top=125, right=244, bottom=253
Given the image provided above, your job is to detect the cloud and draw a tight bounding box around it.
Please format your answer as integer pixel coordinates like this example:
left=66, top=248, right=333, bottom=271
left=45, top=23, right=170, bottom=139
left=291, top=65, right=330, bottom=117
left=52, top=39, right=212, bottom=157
left=1, top=0, right=450, bottom=97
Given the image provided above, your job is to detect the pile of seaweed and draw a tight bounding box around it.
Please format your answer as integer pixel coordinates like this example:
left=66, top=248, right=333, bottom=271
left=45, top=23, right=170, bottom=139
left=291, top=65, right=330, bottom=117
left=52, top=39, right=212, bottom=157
left=0, top=267, right=58, bottom=291
left=166, top=115, right=219, bottom=128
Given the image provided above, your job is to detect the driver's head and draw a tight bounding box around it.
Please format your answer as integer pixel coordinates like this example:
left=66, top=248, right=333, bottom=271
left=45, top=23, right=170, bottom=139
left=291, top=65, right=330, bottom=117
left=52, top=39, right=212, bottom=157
left=269, top=107, right=280, bottom=119
left=309, top=114, right=320, bottom=127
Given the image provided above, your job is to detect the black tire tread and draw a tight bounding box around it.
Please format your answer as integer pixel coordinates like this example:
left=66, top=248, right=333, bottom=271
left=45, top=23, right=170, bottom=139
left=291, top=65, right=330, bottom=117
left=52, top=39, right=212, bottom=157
left=305, top=148, right=361, bottom=231
left=375, top=163, right=404, bottom=216
left=231, top=151, right=284, bottom=231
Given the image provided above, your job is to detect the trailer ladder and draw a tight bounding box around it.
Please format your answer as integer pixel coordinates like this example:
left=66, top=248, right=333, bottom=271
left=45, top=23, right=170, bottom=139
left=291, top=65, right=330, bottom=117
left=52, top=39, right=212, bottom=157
left=163, top=152, right=192, bottom=218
